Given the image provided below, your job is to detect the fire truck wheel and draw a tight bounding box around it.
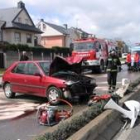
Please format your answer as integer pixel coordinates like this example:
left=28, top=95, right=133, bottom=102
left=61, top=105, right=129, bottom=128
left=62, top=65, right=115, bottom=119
left=99, top=60, right=105, bottom=73
left=93, top=61, right=104, bottom=73
left=47, top=86, right=62, bottom=105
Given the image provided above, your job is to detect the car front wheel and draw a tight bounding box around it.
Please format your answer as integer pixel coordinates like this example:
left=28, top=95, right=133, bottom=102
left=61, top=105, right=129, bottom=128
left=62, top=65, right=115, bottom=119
left=47, top=87, right=62, bottom=104
left=4, top=83, right=15, bottom=98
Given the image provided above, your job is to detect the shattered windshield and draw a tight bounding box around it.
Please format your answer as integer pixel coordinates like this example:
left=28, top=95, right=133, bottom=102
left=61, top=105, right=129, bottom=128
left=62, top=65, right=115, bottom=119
left=73, top=42, right=95, bottom=51
left=39, top=62, right=50, bottom=75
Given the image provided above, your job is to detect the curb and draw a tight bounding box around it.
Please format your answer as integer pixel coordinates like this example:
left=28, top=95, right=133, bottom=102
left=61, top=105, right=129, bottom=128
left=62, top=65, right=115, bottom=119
left=67, top=85, right=140, bottom=140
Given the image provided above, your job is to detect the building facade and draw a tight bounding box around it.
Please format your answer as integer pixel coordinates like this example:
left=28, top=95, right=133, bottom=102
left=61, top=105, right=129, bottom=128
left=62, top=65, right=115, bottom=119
left=37, top=19, right=69, bottom=48
left=0, top=1, right=42, bottom=46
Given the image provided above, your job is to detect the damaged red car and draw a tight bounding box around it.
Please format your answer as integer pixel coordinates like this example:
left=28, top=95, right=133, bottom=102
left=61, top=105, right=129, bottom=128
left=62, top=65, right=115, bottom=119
left=2, top=56, right=97, bottom=104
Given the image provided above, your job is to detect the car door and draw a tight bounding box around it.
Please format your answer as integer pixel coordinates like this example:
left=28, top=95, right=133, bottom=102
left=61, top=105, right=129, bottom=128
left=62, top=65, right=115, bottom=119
left=11, top=62, right=28, bottom=93
left=24, top=62, right=45, bottom=96
left=94, top=41, right=102, bottom=59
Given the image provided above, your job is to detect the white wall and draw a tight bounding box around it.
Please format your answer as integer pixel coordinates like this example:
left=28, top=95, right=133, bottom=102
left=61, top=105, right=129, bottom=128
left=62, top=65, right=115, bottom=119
left=3, top=29, right=35, bottom=46
left=14, top=10, right=33, bottom=26
left=3, top=30, right=12, bottom=42
left=38, top=22, right=63, bottom=36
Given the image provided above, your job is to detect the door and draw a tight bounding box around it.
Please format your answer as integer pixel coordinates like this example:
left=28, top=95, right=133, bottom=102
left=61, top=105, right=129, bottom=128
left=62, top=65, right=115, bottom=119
left=11, top=62, right=28, bottom=93
left=94, top=41, right=102, bottom=59
left=24, top=62, right=45, bottom=96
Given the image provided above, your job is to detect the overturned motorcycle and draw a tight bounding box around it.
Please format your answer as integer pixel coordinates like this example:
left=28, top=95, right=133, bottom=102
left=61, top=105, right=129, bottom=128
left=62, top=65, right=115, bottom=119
left=36, top=99, right=73, bottom=126
left=88, top=94, right=140, bottom=128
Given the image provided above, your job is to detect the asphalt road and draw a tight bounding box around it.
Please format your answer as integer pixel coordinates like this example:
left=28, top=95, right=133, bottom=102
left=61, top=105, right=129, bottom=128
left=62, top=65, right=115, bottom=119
left=0, top=65, right=140, bottom=140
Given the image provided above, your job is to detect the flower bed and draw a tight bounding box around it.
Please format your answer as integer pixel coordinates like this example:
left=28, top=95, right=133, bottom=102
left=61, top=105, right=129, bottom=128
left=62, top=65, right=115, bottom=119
left=36, top=103, right=103, bottom=140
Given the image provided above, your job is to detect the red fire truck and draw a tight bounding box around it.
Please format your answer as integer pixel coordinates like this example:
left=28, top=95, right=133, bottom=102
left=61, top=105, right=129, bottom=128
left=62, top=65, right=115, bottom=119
left=72, top=38, right=110, bottom=73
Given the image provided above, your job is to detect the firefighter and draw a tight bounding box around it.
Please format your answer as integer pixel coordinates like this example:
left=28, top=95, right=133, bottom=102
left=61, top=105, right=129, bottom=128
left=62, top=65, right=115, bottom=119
left=105, top=50, right=121, bottom=92
left=126, top=52, right=131, bottom=70
left=134, top=52, right=139, bottom=71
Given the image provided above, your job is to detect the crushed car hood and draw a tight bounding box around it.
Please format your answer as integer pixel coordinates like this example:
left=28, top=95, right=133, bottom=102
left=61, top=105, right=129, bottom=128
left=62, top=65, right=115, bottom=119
left=49, top=56, right=84, bottom=75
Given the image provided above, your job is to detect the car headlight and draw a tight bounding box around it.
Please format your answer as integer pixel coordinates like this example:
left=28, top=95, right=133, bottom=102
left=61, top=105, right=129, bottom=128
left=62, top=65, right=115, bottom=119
left=65, top=81, right=74, bottom=86
left=90, top=79, right=96, bottom=84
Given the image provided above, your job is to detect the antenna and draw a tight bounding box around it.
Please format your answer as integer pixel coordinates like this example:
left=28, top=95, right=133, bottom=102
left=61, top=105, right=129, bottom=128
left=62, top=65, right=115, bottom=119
left=76, top=18, right=79, bottom=28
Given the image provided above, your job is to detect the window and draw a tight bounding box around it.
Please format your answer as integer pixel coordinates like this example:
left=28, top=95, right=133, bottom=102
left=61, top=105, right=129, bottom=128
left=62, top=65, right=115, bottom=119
left=12, top=63, right=26, bottom=74
left=26, top=34, right=32, bottom=43
left=25, top=63, right=40, bottom=75
left=14, top=32, right=21, bottom=42
left=39, top=62, right=50, bottom=75
left=74, top=42, right=95, bottom=51
left=43, top=24, right=46, bottom=30
left=94, top=42, right=102, bottom=52
left=34, top=36, right=38, bottom=46
left=18, top=17, right=21, bottom=23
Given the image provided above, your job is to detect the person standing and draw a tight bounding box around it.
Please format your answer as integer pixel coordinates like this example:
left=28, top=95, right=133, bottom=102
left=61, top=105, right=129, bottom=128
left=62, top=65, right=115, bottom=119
left=134, top=52, right=139, bottom=71
left=126, top=52, right=131, bottom=70
left=20, top=51, right=29, bottom=61
left=105, top=50, right=121, bottom=92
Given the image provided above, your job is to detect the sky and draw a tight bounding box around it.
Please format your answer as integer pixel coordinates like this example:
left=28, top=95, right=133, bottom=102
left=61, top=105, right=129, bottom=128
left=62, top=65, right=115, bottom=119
left=0, top=0, right=140, bottom=44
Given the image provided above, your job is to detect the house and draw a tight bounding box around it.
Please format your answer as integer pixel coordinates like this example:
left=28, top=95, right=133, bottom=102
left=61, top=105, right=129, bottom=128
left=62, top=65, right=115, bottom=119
left=0, top=1, right=42, bottom=46
left=37, top=19, right=92, bottom=48
left=37, top=19, right=69, bottom=48
left=70, top=27, right=92, bottom=39
left=68, top=27, right=92, bottom=43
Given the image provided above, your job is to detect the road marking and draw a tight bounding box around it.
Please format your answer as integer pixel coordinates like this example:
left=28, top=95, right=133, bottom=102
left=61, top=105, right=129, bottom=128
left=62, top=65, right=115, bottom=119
left=86, top=74, right=107, bottom=78
left=96, top=86, right=108, bottom=90
left=97, top=81, right=122, bottom=84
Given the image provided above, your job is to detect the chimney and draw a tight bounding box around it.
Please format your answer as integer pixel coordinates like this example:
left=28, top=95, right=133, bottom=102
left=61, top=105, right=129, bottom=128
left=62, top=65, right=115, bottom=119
left=63, top=24, right=68, bottom=29
left=40, top=19, right=44, bottom=22
left=17, top=1, right=25, bottom=9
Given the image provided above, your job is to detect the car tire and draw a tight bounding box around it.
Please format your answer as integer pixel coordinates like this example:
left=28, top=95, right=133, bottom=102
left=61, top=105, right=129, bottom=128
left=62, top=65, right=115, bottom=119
left=4, top=83, right=15, bottom=98
left=47, top=87, right=62, bottom=105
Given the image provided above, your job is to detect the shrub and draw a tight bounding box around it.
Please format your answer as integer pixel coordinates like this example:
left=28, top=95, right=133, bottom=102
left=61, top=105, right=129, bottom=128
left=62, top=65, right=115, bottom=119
left=36, top=104, right=103, bottom=140
left=36, top=78, right=140, bottom=140
left=1, top=44, right=70, bottom=55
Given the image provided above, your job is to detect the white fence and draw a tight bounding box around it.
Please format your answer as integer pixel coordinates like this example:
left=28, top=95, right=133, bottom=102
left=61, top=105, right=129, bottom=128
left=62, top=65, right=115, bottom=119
left=3, top=51, right=70, bottom=68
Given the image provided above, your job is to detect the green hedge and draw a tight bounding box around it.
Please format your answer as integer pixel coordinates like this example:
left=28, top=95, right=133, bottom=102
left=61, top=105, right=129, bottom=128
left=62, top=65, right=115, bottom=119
left=0, top=44, right=70, bottom=54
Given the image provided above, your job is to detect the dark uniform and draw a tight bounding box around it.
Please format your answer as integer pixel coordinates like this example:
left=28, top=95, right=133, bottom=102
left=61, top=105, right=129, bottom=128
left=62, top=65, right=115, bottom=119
left=20, top=51, right=29, bottom=61
left=105, top=51, right=121, bottom=92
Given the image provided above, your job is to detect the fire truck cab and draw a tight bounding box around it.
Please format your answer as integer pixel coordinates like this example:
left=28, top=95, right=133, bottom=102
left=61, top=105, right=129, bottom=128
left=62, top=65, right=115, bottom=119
left=72, top=38, right=108, bottom=73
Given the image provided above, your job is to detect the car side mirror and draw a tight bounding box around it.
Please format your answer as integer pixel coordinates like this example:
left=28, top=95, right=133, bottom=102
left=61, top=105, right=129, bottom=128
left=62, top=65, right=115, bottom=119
left=99, top=45, right=102, bottom=50
left=34, top=72, right=42, bottom=77
left=96, top=48, right=99, bottom=52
